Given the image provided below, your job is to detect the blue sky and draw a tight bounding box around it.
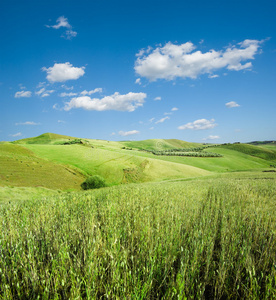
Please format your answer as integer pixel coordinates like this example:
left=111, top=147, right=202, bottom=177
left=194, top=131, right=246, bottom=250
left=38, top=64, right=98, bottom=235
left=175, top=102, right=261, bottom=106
left=1, top=0, right=275, bottom=143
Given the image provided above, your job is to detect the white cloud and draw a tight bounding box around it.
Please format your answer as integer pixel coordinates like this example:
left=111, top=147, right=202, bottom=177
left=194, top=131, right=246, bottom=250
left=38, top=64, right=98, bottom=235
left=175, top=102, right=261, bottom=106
left=42, top=62, right=85, bottom=83
left=15, top=91, right=32, bottom=98
left=208, top=74, right=219, bottom=78
left=119, top=130, right=140, bottom=136
left=111, top=132, right=116, bottom=136
left=203, top=135, right=220, bottom=141
left=61, top=84, right=74, bottom=90
left=155, top=116, right=170, bottom=124
left=150, top=127, right=154, bottom=130
left=225, top=101, right=240, bottom=108
left=36, top=88, right=55, bottom=97
left=171, top=107, right=178, bottom=111
left=80, top=88, right=102, bottom=96
left=15, top=121, right=40, bottom=125
left=58, top=120, right=66, bottom=123
left=164, top=112, right=173, bottom=115
left=135, top=39, right=263, bottom=81
left=154, top=96, right=161, bottom=101
left=64, top=92, right=146, bottom=112
left=59, top=92, right=78, bottom=97
left=46, top=16, right=77, bottom=40
left=135, top=78, right=141, bottom=85
left=149, top=118, right=155, bottom=123
left=178, top=119, right=217, bottom=130
left=10, top=132, right=22, bottom=137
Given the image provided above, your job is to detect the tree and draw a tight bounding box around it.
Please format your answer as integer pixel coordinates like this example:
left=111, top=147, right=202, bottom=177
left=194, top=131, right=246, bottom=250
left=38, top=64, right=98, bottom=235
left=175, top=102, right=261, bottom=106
left=81, top=175, right=106, bottom=190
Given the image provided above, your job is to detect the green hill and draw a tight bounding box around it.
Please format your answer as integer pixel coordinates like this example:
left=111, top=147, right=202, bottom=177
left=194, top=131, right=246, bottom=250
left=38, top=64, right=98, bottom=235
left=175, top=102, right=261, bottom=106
left=0, top=143, right=85, bottom=190
left=14, top=132, right=77, bottom=145
left=1, top=133, right=275, bottom=190
left=220, top=143, right=276, bottom=161
left=120, top=138, right=202, bottom=151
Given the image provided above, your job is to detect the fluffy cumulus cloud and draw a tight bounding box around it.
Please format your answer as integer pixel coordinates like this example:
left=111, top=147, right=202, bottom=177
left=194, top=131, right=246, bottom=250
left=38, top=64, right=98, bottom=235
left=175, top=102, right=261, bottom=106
left=155, top=116, right=170, bottom=124
left=225, top=101, right=240, bottom=108
left=171, top=107, right=178, bottom=111
left=15, top=91, right=32, bottom=98
left=46, top=16, right=77, bottom=39
left=203, top=135, right=220, bottom=141
left=178, top=119, right=217, bottom=130
left=119, top=130, right=140, bottom=136
left=135, top=39, right=263, bottom=81
left=42, top=62, right=85, bottom=83
left=15, top=121, right=40, bottom=125
left=64, top=92, right=146, bottom=112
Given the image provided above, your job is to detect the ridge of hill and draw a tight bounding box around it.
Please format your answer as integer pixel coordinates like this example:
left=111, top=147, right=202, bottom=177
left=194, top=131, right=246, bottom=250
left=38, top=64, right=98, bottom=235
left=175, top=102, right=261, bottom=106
left=13, top=133, right=77, bottom=144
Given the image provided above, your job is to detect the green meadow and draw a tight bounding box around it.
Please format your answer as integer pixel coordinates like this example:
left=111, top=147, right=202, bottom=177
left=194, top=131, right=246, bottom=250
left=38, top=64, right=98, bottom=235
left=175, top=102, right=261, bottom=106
left=0, top=133, right=276, bottom=298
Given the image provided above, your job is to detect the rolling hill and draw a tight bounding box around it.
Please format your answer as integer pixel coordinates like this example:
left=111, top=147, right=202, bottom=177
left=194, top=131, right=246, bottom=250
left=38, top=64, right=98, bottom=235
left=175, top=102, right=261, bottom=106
left=1, top=133, right=275, bottom=190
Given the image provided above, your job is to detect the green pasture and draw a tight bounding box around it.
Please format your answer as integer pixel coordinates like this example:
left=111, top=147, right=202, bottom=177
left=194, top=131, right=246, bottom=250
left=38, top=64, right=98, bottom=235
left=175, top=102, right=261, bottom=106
left=0, top=172, right=275, bottom=298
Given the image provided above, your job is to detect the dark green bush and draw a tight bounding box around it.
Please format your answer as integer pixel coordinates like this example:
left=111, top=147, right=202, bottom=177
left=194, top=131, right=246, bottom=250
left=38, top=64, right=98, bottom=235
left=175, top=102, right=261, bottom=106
left=81, top=175, right=106, bottom=190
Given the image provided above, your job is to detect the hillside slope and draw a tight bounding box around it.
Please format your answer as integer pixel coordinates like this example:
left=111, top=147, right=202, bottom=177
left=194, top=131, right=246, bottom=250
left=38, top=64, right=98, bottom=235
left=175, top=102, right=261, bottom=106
left=0, top=143, right=85, bottom=190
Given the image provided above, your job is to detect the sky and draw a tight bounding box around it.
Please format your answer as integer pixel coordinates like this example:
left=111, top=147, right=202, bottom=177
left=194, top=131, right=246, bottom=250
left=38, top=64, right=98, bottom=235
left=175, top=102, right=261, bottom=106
left=1, top=0, right=275, bottom=143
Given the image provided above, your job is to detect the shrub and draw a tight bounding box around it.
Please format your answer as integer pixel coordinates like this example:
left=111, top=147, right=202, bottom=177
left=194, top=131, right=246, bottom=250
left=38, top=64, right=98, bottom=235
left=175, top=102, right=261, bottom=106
left=81, top=175, right=106, bottom=190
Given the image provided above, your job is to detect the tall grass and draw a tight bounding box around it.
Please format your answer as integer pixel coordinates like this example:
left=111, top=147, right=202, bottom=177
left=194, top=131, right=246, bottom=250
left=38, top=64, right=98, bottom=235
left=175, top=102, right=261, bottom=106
left=0, top=176, right=275, bottom=299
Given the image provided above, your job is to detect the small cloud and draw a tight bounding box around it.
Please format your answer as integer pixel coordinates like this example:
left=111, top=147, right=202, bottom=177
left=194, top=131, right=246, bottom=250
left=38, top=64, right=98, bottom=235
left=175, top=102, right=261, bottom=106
left=154, top=96, right=161, bottom=101
left=164, top=112, right=173, bottom=115
left=150, top=127, right=154, bottom=130
left=178, top=118, right=217, bottom=130
left=208, top=74, right=219, bottom=78
left=46, top=16, right=77, bottom=40
left=15, top=91, right=32, bottom=98
left=203, top=135, right=220, bottom=141
left=111, top=132, right=116, bottom=136
left=171, top=107, right=178, bottom=111
left=10, top=132, right=22, bottom=137
left=36, top=88, right=55, bottom=98
left=199, top=39, right=204, bottom=44
left=59, top=92, right=78, bottom=97
left=58, top=120, right=66, bottom=123
left=19, top=84, right=26, bottom=90
left=135, top=78, right=141, bottom=85
left=42, top=62, right=85, bottom=83
left=225, top=101, right=240, bottom=108
left=149, top=118, right=155, bottom=123
left=61, top=84, right=74, bottom=90
left=15, top=121, right=40, bottom=126
left=80, top=88, right=102, bottom=96
left=119, top=130, right=140, bottom=136
left=53, top=103, right=61, bottom=110
left=155, top=116, right=170, bottom=124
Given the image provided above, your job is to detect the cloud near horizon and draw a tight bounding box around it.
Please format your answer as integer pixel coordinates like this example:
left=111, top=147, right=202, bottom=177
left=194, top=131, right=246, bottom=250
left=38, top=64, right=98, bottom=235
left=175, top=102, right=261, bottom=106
left=178, top=119, right=217, bottom=130
left=64, top=92, right=146, bottom=112
left=119, top=130, right=140, bottom=136
left=203, top=135, right=220, bottom=140
left=15, top=121, right=40, bottom=125
left=42, top=62, right=85, bottom=83
left=135, top=39, right=263, bottom=81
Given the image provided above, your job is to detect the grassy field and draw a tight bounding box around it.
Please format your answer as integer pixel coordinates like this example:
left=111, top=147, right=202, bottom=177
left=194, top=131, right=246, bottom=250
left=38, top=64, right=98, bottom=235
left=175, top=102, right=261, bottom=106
left=1, top=133, right=276, bottom=298
left=0, top=172, right=275, bottom=299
